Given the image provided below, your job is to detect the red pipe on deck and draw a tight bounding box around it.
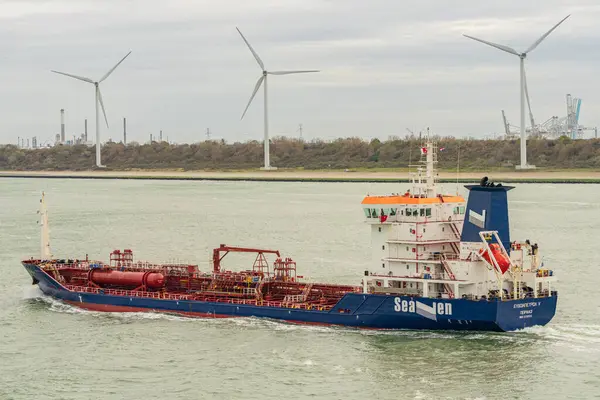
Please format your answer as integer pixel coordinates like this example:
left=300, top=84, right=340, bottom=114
left=88, top=270, right=165, bottom=288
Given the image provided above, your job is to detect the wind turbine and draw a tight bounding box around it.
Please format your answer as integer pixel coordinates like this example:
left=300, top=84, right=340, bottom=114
left=51, top=51, right=132, bottom=168
left=463, top=15, right=570, bottom=169
left=237, top=27, right=319, bottom=170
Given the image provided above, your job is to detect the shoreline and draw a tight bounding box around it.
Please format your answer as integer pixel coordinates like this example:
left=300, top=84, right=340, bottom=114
left=2, top=169, right=600, bottom=183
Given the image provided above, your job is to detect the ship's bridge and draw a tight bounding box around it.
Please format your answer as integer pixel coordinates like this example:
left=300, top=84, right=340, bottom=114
left=361, top=193, right=466, bottom=223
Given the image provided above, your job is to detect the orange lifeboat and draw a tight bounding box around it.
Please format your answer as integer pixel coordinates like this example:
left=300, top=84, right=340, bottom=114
left=479, top=243, right=511, bottom=274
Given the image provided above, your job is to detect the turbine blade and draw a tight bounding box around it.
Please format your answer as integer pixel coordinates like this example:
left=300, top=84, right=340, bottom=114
left=523, top=67, right=535, bottom=128
left=98, top=87, right=109, bottom=128
left=268, top=70, right=320, bottom=75
left=525, top=15, right=570, bottom=54
left=241, top=75, right=264, bottom=120
left=463, top=34, right=519, bottom=56
left=51, top=70, right=94, bottom=84
left=100, top=50, right=132, bottom=83
left=236, top=27, right=265, bottom=70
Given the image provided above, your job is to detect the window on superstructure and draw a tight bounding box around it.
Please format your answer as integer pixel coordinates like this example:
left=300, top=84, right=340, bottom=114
left=420, top=208, right=425, bottom=217
left=426, top=208, right=432, bottom=217
left=459, top=206, right=465, bottom=214
left=382, top=245, right=385, bottom=250
left=453, top=207, right=459, bottom=214
left=363, top=208, right=371, bottom=218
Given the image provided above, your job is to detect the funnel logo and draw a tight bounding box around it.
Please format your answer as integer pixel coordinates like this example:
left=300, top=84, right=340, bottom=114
left=469, top=209, right=486, bottom=229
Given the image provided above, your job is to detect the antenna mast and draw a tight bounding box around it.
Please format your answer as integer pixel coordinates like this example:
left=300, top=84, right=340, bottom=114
left=38, top=192, right=52, bottom=260
left=456, top=143, right=461, bottom=195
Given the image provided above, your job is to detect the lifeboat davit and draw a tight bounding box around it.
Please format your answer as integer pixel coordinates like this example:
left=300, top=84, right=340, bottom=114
left=479, top=243, right=511, bottom=274
left=88, top=269, right=165, bottom=288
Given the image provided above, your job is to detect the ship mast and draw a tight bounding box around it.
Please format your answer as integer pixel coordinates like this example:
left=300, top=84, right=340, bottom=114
left=39, top=192, right=52, bottom=260
left=409, top=135, right=438, bottom=198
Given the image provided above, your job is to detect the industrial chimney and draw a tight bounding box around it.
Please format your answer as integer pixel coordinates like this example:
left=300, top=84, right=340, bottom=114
left=123, top=117, right=127, bottom=145
left=60, top=109, right=65, bottom=143
left=84, top=119, right=88, bottom=142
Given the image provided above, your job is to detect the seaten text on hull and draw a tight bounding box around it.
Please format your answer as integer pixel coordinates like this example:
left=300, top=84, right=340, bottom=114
left=22, top=140, right=557, bottom=332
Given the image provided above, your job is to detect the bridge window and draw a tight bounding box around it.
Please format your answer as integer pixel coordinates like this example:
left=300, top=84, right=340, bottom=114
left=390, top=208, right=397, bottom=216
left=363, top=208, right=371, bottom=218
left=382, top=245, right=385, bottom=250
left=459, top=206, right=465, bottom=214
left=420, top=208, right=425, bottom=217
left=371, top=209, right=378, bottom=218
left=426, top=208, right=432, bottom=217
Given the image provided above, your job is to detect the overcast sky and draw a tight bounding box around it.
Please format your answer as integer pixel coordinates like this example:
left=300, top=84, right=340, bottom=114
left=1, top=0, right=598, bottom=145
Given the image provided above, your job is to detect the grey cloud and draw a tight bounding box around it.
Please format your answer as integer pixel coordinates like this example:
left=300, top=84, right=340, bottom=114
left=0, top=0, right=597, bottom=146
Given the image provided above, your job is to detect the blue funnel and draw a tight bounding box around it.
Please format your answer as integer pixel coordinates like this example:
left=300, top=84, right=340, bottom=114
left=461, top=179, right=514, bottom=250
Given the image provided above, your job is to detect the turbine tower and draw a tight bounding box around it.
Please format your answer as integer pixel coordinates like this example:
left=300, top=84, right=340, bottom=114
left=51, top=51, right=132, bottom=168
left=237, top=27, right=319, bottom=170
left=463, top=15, right=570, bottom=170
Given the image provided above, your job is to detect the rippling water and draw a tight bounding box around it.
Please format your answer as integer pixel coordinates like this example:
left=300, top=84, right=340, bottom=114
left=1, top=178, right=599, bottom=400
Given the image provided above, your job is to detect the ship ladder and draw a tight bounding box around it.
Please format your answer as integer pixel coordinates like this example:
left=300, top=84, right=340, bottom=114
left=447, top=223, right=461, bottom=254
left=49, top=265, right=65, bottom=283
left=301, top=283, right=314, bottom=302
left=440, top=255, right=456, bottom=299
left=255, top=278, right=265, bottom=301
left=448, top=222, right=461, bottom=240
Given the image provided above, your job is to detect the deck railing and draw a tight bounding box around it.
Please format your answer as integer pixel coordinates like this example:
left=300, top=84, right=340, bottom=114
left=64, top=285, right=334, bottom=311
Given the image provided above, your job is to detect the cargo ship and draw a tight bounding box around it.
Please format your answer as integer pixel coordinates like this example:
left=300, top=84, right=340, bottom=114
left=22, top=140, right=557, bottom=331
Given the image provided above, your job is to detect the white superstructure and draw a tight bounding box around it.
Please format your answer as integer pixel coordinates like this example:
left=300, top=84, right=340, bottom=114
left=361, top=140, right=556, bottom=301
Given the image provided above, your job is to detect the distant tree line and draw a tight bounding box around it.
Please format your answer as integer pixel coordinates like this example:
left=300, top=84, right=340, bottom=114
left=1, top=135, right=600, bottom=170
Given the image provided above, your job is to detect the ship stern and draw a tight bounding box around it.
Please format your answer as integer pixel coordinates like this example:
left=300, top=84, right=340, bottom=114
left=495, top=295, right=558, bottom=332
